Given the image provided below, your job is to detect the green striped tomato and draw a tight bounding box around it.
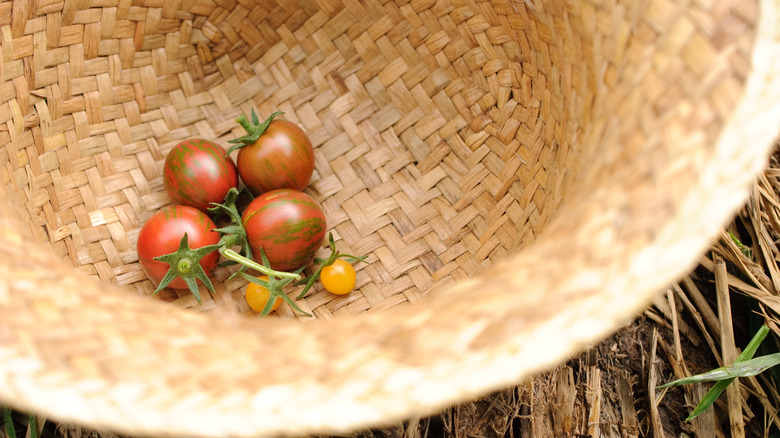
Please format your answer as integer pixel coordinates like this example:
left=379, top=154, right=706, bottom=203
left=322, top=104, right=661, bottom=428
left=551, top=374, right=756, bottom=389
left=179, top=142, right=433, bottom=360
left=242, top=189, right=326, bottom=271
left=235, top=119, right=315, bottom=195
left=163, top=139, right=238, bottom=212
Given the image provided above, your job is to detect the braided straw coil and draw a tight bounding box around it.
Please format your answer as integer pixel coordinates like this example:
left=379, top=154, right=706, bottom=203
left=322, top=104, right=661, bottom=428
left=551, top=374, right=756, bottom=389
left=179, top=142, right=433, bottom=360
left=1, top=0, right=780, bottom=436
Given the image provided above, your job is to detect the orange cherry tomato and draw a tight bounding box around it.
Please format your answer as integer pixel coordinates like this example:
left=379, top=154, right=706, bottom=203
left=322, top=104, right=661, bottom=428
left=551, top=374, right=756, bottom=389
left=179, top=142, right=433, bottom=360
left=245, top=276, right=282, bottom=313
left=320, top=259, right=356, bottom=295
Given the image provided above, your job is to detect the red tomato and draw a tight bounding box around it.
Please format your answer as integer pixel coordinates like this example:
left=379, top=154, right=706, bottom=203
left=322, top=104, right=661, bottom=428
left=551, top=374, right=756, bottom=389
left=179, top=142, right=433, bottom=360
left=234, top=115, right=315, bottom=195
left=241, top=189, right=326, bottom=271
left=137, top=205, right=221, bottom=290
left=163, top=139, right=238, bottom=212
left=320, top=259, right=356, bottom=295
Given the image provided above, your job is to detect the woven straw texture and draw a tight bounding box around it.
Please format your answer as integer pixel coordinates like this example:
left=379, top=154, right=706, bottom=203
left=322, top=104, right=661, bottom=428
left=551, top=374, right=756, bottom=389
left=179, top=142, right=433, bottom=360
left=1, top=0, right=780, bottom=436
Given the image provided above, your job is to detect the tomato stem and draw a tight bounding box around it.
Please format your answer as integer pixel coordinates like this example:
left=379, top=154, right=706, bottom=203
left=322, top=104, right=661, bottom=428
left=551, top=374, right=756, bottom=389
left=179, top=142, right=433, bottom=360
left=209, top=187, right=256, bottom=279
left=177, top=259, right=191, bottom=274
left=220, top=247, right=300, bottom=280
left=151, top=188, right=304, bottom=306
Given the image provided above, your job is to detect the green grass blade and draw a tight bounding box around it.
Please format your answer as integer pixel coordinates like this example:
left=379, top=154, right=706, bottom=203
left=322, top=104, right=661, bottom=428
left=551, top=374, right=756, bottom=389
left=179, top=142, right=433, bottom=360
left=728, top=230, right=752, bottom=258
left=28, top=415, right=37, bottom=438
left=737, top=324, right=770, bottom=361
left=2, top=407, right=15, bottom=438
left=686, top=378, right=735, bottom=420
left=658, top=352, right=780, bottom=388
left=678, top=325, right=772, bottom=420
left=729, top=353, right=780, bottom=376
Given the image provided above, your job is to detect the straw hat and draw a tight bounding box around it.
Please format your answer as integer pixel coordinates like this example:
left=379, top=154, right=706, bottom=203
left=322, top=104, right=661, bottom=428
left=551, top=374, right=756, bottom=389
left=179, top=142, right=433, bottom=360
left=1, top=0, right=779, bottom=436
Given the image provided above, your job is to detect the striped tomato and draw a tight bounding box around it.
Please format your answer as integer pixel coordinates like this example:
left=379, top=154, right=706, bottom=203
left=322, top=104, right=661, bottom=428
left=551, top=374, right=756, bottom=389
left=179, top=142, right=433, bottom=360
left=241, top=189, right=326, bottom=271
left=163, top=139, right=238, bottom=212
left=226, top=111, right=315, bottom=195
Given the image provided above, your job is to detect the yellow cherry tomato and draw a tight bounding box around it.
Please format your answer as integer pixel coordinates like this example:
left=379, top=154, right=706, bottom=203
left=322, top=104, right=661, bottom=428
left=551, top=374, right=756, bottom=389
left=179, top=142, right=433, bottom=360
left=320, top=259, right=356, bottom=295
left=245, top=276, right=282, bottom=313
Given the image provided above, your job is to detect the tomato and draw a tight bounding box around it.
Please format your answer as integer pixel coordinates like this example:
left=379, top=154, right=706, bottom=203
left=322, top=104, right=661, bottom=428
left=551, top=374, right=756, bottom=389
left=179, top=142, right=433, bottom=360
left=320, top=259, right=356, bottom=295
left=241, top=189, right=326, bottom=271
left=137, top=205, right=221, bottom=290
left=245, top=276, right=282, bottom=313
left=163, top=138, right=239, bottom=212
left=229, top=111, right=315, bottom=195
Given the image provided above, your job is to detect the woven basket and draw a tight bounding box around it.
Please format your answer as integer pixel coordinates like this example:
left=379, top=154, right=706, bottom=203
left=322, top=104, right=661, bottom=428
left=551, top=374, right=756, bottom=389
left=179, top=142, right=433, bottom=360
left=2, top=0, right=779, bottom=436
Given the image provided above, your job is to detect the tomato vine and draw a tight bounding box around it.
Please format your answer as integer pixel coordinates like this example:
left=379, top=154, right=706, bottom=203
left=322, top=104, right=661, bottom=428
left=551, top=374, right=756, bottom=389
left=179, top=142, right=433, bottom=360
left=150, top=187, right=301, bottom=306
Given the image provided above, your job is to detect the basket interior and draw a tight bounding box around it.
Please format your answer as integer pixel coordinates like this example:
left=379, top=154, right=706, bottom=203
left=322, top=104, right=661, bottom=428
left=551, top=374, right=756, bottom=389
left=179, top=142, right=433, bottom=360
left=1, top=0, right=601, bottom=318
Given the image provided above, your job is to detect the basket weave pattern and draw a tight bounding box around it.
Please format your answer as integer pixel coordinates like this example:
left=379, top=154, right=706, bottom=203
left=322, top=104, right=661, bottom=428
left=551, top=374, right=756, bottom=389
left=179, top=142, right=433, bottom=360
left=1, top=0, right=779, bottom=436
left=4, top=0, right=577, bottom=316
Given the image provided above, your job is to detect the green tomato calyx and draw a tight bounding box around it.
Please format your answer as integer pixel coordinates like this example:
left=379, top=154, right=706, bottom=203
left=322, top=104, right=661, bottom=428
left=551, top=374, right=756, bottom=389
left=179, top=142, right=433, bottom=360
left=224, top=109, right=283, bottom=156
left=152, top=233, right=222, bottom=303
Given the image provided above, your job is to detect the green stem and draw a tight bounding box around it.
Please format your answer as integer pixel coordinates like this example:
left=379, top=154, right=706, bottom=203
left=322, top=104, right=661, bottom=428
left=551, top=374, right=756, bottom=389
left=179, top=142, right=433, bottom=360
left=225, top=110, right=284, bottom=156
left=236, top=113, right=256, bottom=135
left=218, top=232, right=242, bottom=251
left=220, top=248, right=300, bottom=280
